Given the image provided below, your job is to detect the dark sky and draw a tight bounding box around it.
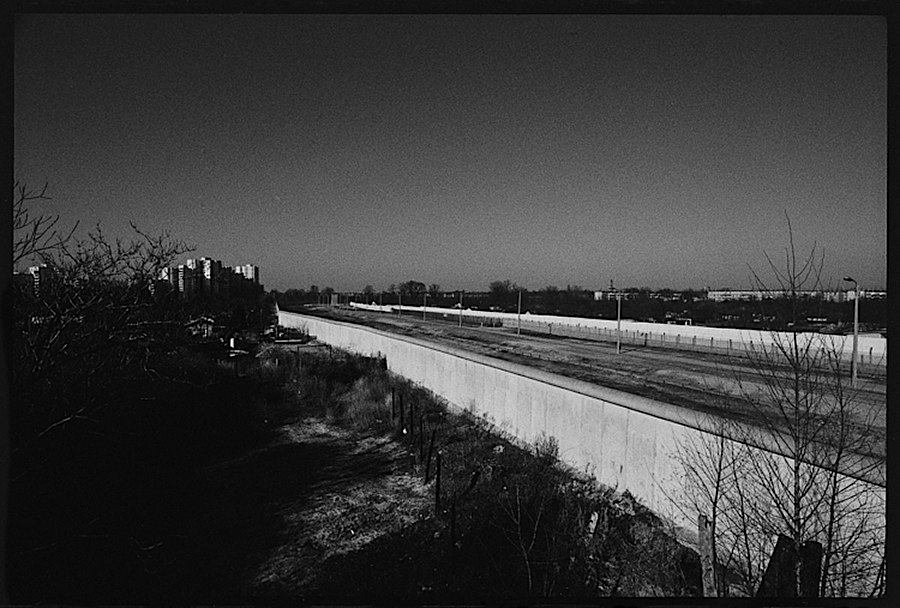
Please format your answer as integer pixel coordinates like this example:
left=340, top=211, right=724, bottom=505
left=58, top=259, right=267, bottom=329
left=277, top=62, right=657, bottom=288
left=14, top=14, right=886, bottom=292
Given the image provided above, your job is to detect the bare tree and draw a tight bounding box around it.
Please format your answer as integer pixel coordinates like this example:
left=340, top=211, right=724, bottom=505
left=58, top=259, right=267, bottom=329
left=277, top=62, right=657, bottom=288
left=12, top=181, right=77, bottom=268
left=673, top=214, right=886, bottom=597
left=11, top=183, right=192, bottom=464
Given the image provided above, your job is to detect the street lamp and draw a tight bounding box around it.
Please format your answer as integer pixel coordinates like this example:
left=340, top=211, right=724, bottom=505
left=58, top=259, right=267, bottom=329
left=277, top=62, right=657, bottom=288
left=616, top=291, right=622, bottom=355
left=842, top=276, right=859, bottom=388
left=517, top=290, right=522, bottom=335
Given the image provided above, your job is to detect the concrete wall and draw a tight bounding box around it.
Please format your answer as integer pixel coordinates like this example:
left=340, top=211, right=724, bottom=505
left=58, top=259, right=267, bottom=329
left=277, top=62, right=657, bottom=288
left=349, top=302, right=887, bottom=364
left=279, top=309, right=884, bottom=530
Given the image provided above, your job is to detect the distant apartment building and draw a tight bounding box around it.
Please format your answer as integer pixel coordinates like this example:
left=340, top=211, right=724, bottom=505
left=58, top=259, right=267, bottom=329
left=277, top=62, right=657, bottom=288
left=13, top=264, right=55, bottom=298
left=199, top=257, right=223, bottom=294
left=706, top=289, right=879, bottom=303
left=178, top=264, right=199, bottom=298
left=593, top=290, right=637, bottom=301
left=26, top=264, right=55, bottom=297
left=234, top=263, right=260, bottom=285
left=847, top=289, right=886, bottom=301
left=159, top=257, right=261, bottom=298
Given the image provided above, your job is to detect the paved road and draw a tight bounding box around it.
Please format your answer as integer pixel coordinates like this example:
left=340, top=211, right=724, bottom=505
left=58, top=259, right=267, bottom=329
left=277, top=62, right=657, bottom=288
left=307, top=306, right=886, bottom=461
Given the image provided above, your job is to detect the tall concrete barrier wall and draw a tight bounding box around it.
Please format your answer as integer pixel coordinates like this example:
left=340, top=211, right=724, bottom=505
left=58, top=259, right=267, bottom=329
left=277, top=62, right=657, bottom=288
left=278, top=309, right=884, bottom=534
left=350, top=302, right=887, bottom=365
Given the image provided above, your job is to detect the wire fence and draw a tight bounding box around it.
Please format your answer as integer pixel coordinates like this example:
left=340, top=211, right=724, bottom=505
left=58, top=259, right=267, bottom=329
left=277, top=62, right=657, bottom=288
left=510, top=318, right=887, bottom=371
left=360, top=304, right=886, bottom=373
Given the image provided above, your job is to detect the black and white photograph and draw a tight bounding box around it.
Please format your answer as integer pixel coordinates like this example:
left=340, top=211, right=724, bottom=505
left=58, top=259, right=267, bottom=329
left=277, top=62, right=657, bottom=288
left=9, top=2, right=888, bottom=603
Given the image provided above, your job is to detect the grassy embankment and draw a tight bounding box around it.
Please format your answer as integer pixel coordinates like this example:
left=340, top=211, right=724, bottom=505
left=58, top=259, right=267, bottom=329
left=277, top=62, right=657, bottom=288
left=8, top=339, right=701, bottom=602
left=257, top=343, right=702, bottom=600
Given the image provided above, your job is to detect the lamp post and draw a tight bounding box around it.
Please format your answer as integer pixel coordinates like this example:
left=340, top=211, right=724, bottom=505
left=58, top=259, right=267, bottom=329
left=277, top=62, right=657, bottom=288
left=842, top=276, right=859, bottom=388
left=616, top=291, right=622, bottom=355
left=517, top=290, right=522, bottom=336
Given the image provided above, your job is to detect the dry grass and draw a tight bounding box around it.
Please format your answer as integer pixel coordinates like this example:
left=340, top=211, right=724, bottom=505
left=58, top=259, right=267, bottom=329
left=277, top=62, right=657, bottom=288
left=246, top=413, right=431, bottom=596
left=340, top=375, right=393, bottom=431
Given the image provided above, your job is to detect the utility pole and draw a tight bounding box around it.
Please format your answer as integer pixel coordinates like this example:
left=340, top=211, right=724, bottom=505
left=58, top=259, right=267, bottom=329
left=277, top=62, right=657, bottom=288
left=517, top=290, right=522, bottom=335
left=843, top=277, right=860, bottom=387
left=853, top=286, right=860, bottom=387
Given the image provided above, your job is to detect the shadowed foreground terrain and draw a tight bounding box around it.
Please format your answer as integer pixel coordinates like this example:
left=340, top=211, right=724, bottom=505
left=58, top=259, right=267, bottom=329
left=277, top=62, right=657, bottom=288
left=8, top=345, right=701, bottom=602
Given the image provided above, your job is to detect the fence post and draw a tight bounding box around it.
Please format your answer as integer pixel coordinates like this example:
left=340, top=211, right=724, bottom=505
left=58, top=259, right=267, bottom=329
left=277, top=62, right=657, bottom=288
left=450, top=500, right=457, bottom=549
left=699, top=514, right=718, bottom=597
left=869, top=346, right=873, bottom=364
left=425, top=429, right=436, bottom=482
left=435, top=451, right=442, bottom=511
left=419, top=419, right=425, bottom=461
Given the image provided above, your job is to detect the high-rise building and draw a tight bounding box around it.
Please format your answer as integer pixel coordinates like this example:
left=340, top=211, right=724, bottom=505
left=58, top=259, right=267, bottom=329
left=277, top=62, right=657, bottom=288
left=177, top=264, right=199, bottom=298
left=236, top=264, right=260, bottom=285
left=160, top=257, right=260, bottom=298
left=199, top=257, right=223, bottom=294
left=26, top=264, right=55, bottom=297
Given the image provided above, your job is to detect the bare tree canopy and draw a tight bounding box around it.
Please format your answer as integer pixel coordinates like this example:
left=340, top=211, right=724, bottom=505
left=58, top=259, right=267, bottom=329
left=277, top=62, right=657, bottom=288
left=672, top=215, right=885, bottom=598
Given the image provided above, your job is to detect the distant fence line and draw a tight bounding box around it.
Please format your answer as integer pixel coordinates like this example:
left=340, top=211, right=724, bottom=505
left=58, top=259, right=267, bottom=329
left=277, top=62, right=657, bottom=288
left=348, top=302, right=886, bottom=370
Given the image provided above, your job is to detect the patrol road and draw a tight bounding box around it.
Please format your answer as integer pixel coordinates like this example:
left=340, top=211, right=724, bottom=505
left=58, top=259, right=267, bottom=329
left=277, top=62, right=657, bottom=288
left=297, top=305, right=886, bottom=462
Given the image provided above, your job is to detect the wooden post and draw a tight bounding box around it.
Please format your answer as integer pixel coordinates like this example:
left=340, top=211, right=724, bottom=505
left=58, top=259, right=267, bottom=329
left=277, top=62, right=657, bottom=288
left=800, top=540, right=823, bottom=598
left=699, top=514, right=717, bottom=597
left=435, top=451, right=442, bottom=511
left=757, top=534, right=795, bottom=597
left=425, top=429, right=436, bottom=482
left=450, top=500, right=456, bottom=548
left=419, top=419, right=425, bottom=461
left=757, top=534, right=823, bottom=598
